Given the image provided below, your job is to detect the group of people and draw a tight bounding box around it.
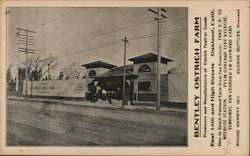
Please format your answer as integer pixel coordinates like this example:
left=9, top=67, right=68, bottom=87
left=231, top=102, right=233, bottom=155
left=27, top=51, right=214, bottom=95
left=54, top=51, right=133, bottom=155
left=88, top=81, right=111, bottom=104
left=88, top=80, right=132, bottom=105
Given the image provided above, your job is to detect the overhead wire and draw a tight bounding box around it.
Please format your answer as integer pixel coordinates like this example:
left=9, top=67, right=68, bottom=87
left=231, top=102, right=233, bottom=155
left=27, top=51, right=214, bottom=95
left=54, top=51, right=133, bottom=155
left=129, top=28, right=186, bottom=42
left=50, top=10, right=186, bottom=44
left=10, top=9, right=187, bottom=60
left=56, top=27, right=187, bottom=59
left=36, top=19, right=156, bottom=52
left=58, top=40, right=123, bottom=58
left=35, top=11, right=186, bottom=52
left=9, top=8, right=186, bottom=50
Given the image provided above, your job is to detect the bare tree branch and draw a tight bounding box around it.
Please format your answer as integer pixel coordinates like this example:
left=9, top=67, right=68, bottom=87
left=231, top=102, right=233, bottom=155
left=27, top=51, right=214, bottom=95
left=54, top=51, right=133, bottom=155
left=22, top=55, right=58, bottom=80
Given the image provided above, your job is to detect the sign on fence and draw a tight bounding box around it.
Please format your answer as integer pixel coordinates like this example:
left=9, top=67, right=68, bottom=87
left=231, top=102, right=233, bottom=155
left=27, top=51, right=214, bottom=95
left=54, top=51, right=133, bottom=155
left=24, top=79, right=85, bottom=98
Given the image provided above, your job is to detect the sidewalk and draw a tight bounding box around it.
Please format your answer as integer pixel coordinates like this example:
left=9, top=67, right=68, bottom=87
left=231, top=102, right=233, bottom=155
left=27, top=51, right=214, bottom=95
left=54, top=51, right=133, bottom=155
left=7, top=96, right=187, bottom=113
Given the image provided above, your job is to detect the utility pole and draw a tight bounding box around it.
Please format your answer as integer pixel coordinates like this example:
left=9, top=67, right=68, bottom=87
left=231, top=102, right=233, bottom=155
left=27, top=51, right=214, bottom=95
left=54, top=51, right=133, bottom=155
left=16, top=28, right=36, bottom=99
left=122, top=37, right=129, bottom=109
left=148, top=8, right=167, bottom=110
left=48, top=63, right=50, bottom=80
left=70, top=65, right=73, bottom=79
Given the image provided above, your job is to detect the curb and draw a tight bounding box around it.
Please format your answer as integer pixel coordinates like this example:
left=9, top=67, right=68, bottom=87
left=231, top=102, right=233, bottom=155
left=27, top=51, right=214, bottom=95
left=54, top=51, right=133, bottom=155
left=8, top=97, right=187, bottom=115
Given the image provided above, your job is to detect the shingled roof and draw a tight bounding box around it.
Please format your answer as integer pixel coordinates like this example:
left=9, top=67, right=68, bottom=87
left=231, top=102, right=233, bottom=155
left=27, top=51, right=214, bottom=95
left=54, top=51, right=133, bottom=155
left=129, top=53, right=173, bottom=64
left=82, top=60, right=117, bottom=69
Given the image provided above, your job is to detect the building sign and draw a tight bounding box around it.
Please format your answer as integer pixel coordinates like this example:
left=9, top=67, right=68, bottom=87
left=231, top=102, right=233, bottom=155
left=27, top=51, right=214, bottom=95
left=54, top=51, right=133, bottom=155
left=24, top=79, right=85, bottom=98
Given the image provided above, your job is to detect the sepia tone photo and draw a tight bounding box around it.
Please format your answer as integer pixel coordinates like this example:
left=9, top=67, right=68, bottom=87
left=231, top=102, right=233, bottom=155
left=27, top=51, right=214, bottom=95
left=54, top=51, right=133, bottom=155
left=6, top=7, right=188, bottom=146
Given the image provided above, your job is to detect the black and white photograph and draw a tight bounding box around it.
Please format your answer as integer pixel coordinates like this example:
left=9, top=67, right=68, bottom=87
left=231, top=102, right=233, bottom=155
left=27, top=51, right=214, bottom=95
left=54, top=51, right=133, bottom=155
left=6, top=7, right=188, bottom=146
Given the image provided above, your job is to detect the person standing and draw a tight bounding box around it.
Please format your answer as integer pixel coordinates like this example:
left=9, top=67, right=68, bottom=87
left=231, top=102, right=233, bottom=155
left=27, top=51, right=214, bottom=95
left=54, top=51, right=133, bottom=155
left=15, top=77, right=18, bottom=97
left=107, top=92, right=112, bottom=104
left=89, top=81, right=96, bottom=103
left=102, top=88, right=106, bottom=100
left=93, top=84, right=97, bottom=103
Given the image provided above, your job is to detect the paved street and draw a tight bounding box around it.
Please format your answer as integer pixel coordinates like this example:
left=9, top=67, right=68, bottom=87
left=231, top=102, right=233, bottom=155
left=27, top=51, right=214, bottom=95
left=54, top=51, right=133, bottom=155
left=7, top=99, right=186, bottom=146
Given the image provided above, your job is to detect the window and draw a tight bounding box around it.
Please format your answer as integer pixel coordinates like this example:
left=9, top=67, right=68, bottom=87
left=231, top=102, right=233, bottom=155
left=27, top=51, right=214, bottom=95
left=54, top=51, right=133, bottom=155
left=138, top=64, right=151, bottom=73
left=138, top=82, right=151, bottom=91
left=89, top=70, right=96, bottom=77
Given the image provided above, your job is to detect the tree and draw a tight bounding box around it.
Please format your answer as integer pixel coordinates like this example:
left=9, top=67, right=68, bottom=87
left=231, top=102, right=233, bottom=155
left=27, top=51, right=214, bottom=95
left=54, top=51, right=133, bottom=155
left=60, top=63, right=82, bottom=79
left=7, top=65, right=16, bottom=91
left=18, top=67, right=25, bottom=80
left=6, top=66, right=12, bottom=83
left=20, top=56, right=58, bottom=80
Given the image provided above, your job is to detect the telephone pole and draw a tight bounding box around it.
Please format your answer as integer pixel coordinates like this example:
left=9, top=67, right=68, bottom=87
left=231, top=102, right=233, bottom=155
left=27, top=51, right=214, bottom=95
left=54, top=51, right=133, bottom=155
left=48, top=63, right=50, bottom=79
left=148, top=8, right=167, bottom=110
left=122, top=37, right=129, bottom=109
left=16, top=28, right=36, bottom=99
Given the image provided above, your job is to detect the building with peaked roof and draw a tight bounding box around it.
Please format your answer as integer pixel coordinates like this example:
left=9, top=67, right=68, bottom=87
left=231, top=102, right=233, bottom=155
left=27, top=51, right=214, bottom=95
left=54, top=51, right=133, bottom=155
left=82, top=53, right=187, bottom=107
left=21, top=52, right=186, bottom=108
left=82, top=60, right=117, bottom=100
left=82, top=60, right=117, bottom=78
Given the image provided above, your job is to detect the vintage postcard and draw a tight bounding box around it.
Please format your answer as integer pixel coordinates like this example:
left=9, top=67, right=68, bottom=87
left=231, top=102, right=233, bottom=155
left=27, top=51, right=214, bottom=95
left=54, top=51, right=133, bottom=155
left=0, top=0, right=249, bottom=155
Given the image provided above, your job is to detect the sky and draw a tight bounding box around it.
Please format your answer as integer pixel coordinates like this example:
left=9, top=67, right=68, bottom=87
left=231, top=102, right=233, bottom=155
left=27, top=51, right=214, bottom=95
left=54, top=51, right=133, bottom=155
left=7, top=7, right=187, bottom=79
